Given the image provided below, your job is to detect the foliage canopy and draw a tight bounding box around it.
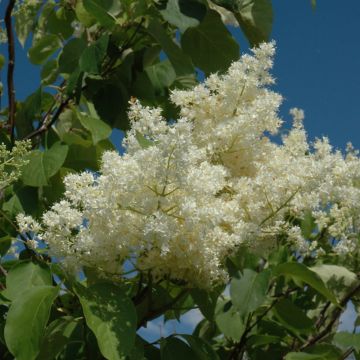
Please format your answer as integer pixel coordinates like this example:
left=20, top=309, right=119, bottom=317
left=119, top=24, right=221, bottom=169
left=0, top=1, right=359, bottom=360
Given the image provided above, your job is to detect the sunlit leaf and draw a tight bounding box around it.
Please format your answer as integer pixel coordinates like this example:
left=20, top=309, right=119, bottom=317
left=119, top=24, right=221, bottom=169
left=22, top=142, right=69, bottom=187
left=4, top=286, right=59, bottom=360
left=75, top=282, right=137, bottom=359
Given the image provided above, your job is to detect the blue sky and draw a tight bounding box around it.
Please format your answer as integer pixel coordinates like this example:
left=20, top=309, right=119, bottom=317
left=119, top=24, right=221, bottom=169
left=1, top=0, right=359, bottom=340
left=273, top=1, right=360, bottom=149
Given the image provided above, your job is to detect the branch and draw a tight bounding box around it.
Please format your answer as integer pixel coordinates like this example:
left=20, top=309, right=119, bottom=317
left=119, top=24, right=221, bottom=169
left=25, top=20, right=145, bottom=141
left=229, top=287, right=298, bottom=360
left=340, top=347, right=354, bottom=360
left=301, top=281, right=360, bottom=350
left=314, top=301, right=331, bottom=329
left=0, top=264, right=7, bottom=277
left=5, top=0, right=16, bottom=145
left=24, top=96, right=71, bottom=140
left=102, top=18, right=145, bottom=76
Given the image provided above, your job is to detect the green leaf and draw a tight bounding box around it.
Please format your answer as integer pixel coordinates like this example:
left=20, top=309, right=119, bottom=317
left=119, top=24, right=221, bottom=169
left=215, top=300, right=245, bottom=341
left=159, top=0, right=207, bottom=33
left=191, top=289, right=218, bottom=320
left=228, top=245, right=261, bottom=272
left=75, top=282, right=137, bottom=359
left=234, top=0, right=273, bottom=47
left=333, top=332, right=360, bottom=352
left=181, top=10, right=239, bottom=75
left=273, top=299, right=314, bottom=334
left=145, top=60, right=177, bottom=94
left=15, top=1, right=42, bottom=47
left=131, top=71, right=156, bottom=103
left=41, top=59, right=59, bottom=86
left=3, top=187, right=38, bottom=217
left=83, top=0, right=116, bottom=29
left=91, top=83, right=129, bottom=129
left=59, top=38, right=87, bottom=74
left=172, top=74, right=198, bottom=89
left=37, top=316, right=79, bottom=360
left=306, top=344, right=342, bottom=360
left=16, top=87, right=42, bottom=138
left=2, top=194, right=23, bottom=216
left=273, top=262, right=338, bottom=304
left=0, top=236, right=11, bottom=256
left=43, top=168, right=71, bottom=205
left=28, top=34, right=62, bottom=65
left=69, top=138, right=114, bottom=169
left=75, top=0, right=96, bottom=26
left=143, top=45, right=162, bottom=68
left=65, top=67, right=84, bottom=101
left=79, top=35, right=109, bottom=74
left=310, top=264, right=357, bottom=288
left=3, top=261, right=52, bottom=301
left=135, top=131, right=156, bottom=149
left=21, top=142, right=69, bottom=187
left=230, top=269, right=270, bottom=317
left=56, top=108, right=92, bottom=146
left=136, top=284, right=173, bottom=324
left=4, top=286, right=59, bottom=360
left=25, top=87, right=42, bottom=119
left=211, top=0, right=273, bottom=46
left=285, top=345, right=342, bottom=360
left=78, top=112, right=112, bottom=144
left=127, top=336, right=146, bottom=360
left=147, top=19, right=194, bottom=76
left=46, top=7, right=75, bottom=39
left=247, top=334, right=282, bottom=347
left=180, top=335, right=219, bottom=360
left=161, top=337, right=197, bottom=360
left=63, top=141, right=111, bottom=171
left=285, top=353, right=323, bottom=360
left=144, top=342, right=161, bottom=360
left=193, top=319, right=217, bottom=342
left=301, top=211, right=316, bottom=239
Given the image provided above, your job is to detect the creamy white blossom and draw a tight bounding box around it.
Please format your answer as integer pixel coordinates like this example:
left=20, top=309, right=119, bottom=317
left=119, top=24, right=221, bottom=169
left=0, top=140, right=31, bottom=190
left=19, top=43, right=360, bottom=288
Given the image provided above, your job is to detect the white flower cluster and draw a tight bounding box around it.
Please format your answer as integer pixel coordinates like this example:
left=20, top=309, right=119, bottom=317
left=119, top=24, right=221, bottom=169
left=17, top=43, right=360, bottom=287
left=0, top=140, right=31, bottom=191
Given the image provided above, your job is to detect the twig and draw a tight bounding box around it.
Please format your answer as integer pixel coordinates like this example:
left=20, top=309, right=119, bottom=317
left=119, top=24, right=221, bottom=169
left=0, top=207, right=17, bottom=231
left=260, top=188, right=300, bottom=226
left=340, top=347, right=354, bottom=360
left=24, top=97, right=71, bottom=140
left=102, top=18, right=145, bottom=76
left=0, top=264, right=7, bottom=277
left=229, top=287, right=297, bottom=359
left=25, top=19, right=144, bottom=141
left=122, top=18, right=145, bottom=52
left=5, top=0, right=16, bottom=145
left=314, top=301, right=331, bottom=329
left=301, top=281, right=360, bottom=350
